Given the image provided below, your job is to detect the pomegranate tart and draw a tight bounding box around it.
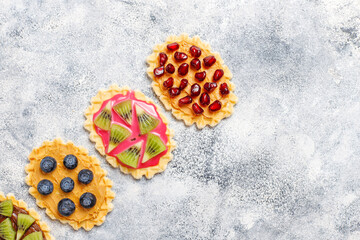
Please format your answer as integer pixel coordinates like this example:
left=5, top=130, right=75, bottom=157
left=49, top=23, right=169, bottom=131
left=147, top=34, right=238, bottom=129
left=84, top=85, right=176, bottom=179
left=0, top=192, right=53, bottom=240
left=26, top=138, right=115, bottom=231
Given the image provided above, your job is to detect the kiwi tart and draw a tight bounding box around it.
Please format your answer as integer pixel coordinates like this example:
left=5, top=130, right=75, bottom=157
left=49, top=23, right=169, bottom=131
left=0, top=192, right=53, bottom=240
left=84, top=85, right=176, bottom=179
left=25, top=139, right=115, bottom=231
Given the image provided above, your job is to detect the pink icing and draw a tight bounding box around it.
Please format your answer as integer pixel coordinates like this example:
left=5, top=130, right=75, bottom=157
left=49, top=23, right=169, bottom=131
left=93, top=91, right=168, bottom=169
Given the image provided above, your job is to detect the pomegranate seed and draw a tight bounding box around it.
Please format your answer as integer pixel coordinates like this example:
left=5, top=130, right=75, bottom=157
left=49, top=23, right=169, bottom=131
left=179, top=79, right=188, bottom=90
left=203, top=56, right=216, bottom=67
left=204, top=82, right=217, bottom=92
left=178, top=96, right=192, bottom=105
left=159, top=52, right=168, bottom=66
left=209, top=100, right=222, bottom=111
left=178, top=63, right=189, bottom=76
left=200, top=92, right=210, bottom=106
left=167, top=42, right=179, bottom=51
left=213, top=69, right=224, bottom=81
left=154, top=66, right=165, bottom=77
left=166, top=63, right=175, bottom=73
left=220, top=83, right=230, bottom=95
left=163, top=77, right=174, bottom=88
left=190, top=45, right=202, bottom=58
left=169, top=88, right=181, bottom=97
left=190, top=83, right=201, bottom=97
left=190, top=58, right=201, bottom=70
left=195, top=71, right=206, bottom=81
left=192, top=103, right=204, bottom=115
left=174, top=52, right=188, bottom=62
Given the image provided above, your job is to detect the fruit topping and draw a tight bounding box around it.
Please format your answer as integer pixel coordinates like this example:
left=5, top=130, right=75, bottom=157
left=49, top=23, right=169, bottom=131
left=79, top=192, right=97, bottom=209
left=200, top=93, right=210, bottom=106
left=108, top=124, right=131, bottom=152
left=190, top=84, right=201, bottom=97
left=23, top=231, right=43, bottom=240
left=204, top=82, right=217, bottom=92
left=159, top=52, right=168, bottom=66
left=40, top=156, right=56, bottom=173
left=63, top=155, right=78, bottom=170
left=113, top=100, right=133, bottom=125
left=78, top=169, right=93, bottom=185
left=169, top=88, right=181, bottom=97
left=190, top=45, right=202, bottom=58
left=213, top=69, right=224, bottom=81
left=209, top=100, right=222, bottom=111
left=153, top=66, right=165, bottom=77
left=192, top=103, right=204, bottom=115
left=203, top=56, right=216, bottom=67
left=178, top=96, right=193, bottom=105
left=166, top=63, right=175, bottom=74
left=135, top=105, right=160, bottom=135
left=58, top=198, right=75, bottom=217
left=116, top=141, right=142, bottom=168
left=16, top=213, right=35, bottom=240
left=174, top=52, right=188, bottom=62
left=37, top=180, right=53, bottom=196
left=0, top=218, right=16, bottom=240
left=0, top=200, right=13, bottom=217
left=163, top=77, right=174, bottom=88
left=195, top=71, right=206, bottom=81
left=94, top=102, right=112, bottom=131
left=60, top=177, right=75, bottom=193
left=190, top=58, right=201, bottom=70
left=167, top=42, right=179, bottom=51
left=178, top=63, right=189, bottom=76
left=220, top=83, right=230, bottom=95
left=142, top=133, right=166, bottom=163
left=179, top=79, right=188, bottom=90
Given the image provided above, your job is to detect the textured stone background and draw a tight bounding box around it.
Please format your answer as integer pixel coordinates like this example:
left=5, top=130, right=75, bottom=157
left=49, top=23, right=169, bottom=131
left=1, top=0, right=360, bottom=239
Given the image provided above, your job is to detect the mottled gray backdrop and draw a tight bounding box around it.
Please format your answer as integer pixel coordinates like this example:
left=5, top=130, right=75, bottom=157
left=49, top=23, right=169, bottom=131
left=1, top=0, right=360, bottom=239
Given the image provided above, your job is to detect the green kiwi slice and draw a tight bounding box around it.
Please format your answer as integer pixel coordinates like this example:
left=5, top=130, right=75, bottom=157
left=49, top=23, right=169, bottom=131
left=116, top=141, right=142, bottom=168
left=16, top=213, right=35, bottom=240
left=113, top=100, right=133, bottom=125
left=94, top=102, right=112, bottom=130
left=142, top=133, right=166, bottom=163
left=0, top=200, right=13, bottom=217
left=23, top=231, right=43, bottom=240
left=108, top=124, right=131, bottom=152
left=0, top=218, right=16, bottom=240
left=135, top=105, right=159, bottom=135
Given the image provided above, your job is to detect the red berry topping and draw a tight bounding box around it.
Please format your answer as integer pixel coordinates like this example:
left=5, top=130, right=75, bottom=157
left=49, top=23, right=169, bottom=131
left=190, top=58, right=201, bottom=70
left=190, top=45, right=202, bottom=58
left=192, top=103, right=204, bottom=115
left=209, top=100, right=222, bottom=111
left=179, top=79, right=188, bottom=90
left=163, top=77, right=174, bottom=88
left=159, top=52, right=168, bottom=66
left=200, top=92, right=210, bottom=106
left=174, top=52, right=188, bottom=62
left=169, top=88, right=181, bottom=97
left=178, top=63, right=189, bottom=76
left=154, top=66, right=165, bottom=77
left=166, top=63, right=175, bottom=73
left=220, top=83, right=230, bottom=95
left=190, top=83, right=201, bottom=97
left=167, top=42, right=179, bottom=51
left=203, top=56, right=216, bottom=67
left=195, top=71, right=206, bottom=81
left=178, top=96, right=192, bottom=105
left=213, top=69, right=224, bottom=81
left=204, top=82, right=217, bottom=92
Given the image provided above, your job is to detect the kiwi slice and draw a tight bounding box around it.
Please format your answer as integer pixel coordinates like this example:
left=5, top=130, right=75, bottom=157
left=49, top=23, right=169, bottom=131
left=108, top=124, right=131, bottom=152
left=0, top=218, right=16, bottom=240
left=23, top=231, right=43, bottom=240
left=142, top=133, right=166, bottom=163
left=116, top=141, right=142, bottom=168
left=113, top=100, right=133, bottom=125
left=94, top=102, right=112, bottom=130
left=0, top=200, right=13, bottom=217
left=135, top=105, right=159, bottom=135
left=16, top=213, right=35, bottom=240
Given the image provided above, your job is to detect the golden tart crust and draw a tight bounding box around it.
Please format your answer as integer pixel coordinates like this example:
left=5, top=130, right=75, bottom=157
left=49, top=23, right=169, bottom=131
left=84, top=85, right=176, bottom=179
left=0, top=192, right=54, bottom=240
left=25, top=138, right=115, bottom=231
left=147, top=34, right=238, bottom=129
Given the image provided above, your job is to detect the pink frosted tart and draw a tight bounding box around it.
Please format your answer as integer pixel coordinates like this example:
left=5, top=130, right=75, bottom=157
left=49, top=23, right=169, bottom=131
left=84, top=85, right=176, bottom=179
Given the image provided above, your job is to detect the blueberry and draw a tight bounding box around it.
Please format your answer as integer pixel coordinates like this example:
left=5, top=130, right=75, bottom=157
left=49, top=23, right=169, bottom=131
left=78, top=169, right=93, bottom=185
left=79, top=192, right=97, bottom=209
left=63, top=155, right=78, bottom=170
left=37, top=179, right=53, bottom=195
left=60, top=177, right=74, bottom=193
left=57, top=198, right=75, bottom=217
left=40, top=156, right=57, bottom=173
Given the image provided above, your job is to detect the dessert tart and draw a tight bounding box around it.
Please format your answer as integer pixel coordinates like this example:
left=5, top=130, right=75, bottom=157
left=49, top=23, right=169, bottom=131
left=84, top=85, right=176, bottom=179
left=147, top=34, right=238, bottom=129
left=0, top=192, right=53, bottom=240
left=25, top=138, right=115, bottom=231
